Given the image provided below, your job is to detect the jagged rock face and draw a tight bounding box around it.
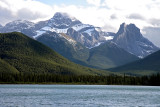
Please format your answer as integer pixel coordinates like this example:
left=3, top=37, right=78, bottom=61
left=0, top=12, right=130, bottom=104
left=67, top=27, right=106, bottom=48
left=113, top=23, right=159, bottom=58
left=47, top=12, right=81, bottom=29
left=67, top=26, right=111, bottom=48
left=67, top=28, right=85, bottom=45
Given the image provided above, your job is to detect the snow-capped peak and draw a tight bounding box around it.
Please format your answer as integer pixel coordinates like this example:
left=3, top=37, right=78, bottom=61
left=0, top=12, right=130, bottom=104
left=52, top=12, right=77, bottom=22
left=48, top=12, right=81, bottom=29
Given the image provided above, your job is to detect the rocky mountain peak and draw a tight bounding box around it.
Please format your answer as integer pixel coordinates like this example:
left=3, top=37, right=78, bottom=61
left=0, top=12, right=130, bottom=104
left=113, top=23, right=159, bottom=58
left=48, top=12, right=81, bottom=29
left=116, top=23, right=126, bottom=34
left=117, top=23, right=140, bottom=36
left=52, top=12, right=74, bottom=20
left=115, top=23, right=143, bottom=42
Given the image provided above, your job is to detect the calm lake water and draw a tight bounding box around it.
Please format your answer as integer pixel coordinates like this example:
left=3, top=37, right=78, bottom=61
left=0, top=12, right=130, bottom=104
left=0, top=85, right=160, bottom=107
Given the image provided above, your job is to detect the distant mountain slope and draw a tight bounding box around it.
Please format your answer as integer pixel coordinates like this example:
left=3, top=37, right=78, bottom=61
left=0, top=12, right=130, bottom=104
left=109, top=50, right=160, bottom=75
left=113, top=23, right=159, bottom=58
left=36, top=32, right=90, bottom=65
left=36, top=31, right=139, bottom=69
left=87, top=42, right=139, bottom=69
left=0, top=32, right=110, bottom=75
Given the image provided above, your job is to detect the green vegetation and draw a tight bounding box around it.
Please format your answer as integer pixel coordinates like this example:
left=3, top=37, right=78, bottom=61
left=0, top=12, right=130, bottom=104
left=0, top=72, right=160, bottom=86
left=0, top=58, right=19, bottom=73
left=109, top=50, right=160, bottom=75
left=0, top=32, right=111, bottom=75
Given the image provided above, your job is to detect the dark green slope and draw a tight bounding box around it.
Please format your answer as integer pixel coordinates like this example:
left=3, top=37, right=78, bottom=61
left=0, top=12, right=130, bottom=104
left=87, top=42, right=139, bottom=69
left=0, top=32, right=110, bottom=75
left=109, top=50, right=160, bottom=75
left=0, top=58, right=19, bottom=73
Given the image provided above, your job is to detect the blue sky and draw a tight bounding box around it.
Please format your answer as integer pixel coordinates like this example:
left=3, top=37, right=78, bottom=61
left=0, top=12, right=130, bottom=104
left=35, top=0, right=88, bottom=6
left=0, top=0, right=160, bottom=47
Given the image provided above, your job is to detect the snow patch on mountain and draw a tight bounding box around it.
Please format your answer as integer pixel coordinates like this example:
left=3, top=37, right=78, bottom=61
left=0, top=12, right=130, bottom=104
left=84, top=28, right=94, bottom=36
left=104, top=36, right=114, bottom=40
left=93, top=42, right=104, bottom=48
left=42, top=26, right=68, bottom=33
left=72, top=24, right=93, bottom=31
left=33, top=31, right=46, bottom=39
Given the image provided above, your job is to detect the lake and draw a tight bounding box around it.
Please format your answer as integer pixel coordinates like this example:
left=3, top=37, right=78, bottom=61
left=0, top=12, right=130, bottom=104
left=0, top=85, right=160, bottom=107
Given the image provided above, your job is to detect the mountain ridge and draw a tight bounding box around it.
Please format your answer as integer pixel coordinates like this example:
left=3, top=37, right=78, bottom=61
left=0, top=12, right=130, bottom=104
left=0, top=32, right=110, bottom=75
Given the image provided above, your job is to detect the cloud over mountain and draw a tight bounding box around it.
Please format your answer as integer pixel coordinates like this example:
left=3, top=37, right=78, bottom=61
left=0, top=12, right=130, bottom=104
left=0, top=0, right=53, bottom=25
left=1, top=0, right=160, bottom=46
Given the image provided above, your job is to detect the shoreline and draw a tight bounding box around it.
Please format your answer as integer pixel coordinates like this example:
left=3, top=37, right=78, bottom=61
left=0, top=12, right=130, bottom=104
left=0, top=82, right=153, bottom=86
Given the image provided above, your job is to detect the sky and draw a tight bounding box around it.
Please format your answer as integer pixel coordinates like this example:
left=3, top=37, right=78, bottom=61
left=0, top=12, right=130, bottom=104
left=0, top=0, right=160, bottom=47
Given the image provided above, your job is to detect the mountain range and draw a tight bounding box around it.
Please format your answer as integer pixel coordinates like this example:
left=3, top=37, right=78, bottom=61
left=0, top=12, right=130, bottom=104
left=0, top=32, right=110, bottom=75
left=0, top=12, right=159, bottom=70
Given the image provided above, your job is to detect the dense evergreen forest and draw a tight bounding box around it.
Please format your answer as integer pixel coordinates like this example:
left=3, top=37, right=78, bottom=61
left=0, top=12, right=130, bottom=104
left=0, top=72, right=160, bottom=86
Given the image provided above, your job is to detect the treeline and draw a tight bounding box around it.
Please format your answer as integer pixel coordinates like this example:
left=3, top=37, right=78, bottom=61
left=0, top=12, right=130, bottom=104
left=0, top=72, right=160, bottom=86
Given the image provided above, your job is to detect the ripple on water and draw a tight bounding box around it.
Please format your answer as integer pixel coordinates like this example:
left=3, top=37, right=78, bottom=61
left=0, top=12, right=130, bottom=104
left=0, top=85, right=160, bottom=107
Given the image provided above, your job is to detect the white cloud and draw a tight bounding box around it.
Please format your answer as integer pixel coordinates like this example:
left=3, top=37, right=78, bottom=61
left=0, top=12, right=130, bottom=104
left=1, top=0, right=160, bottom=33
left=86, top=0, right=101, bottom=6
left=0, top=0, right=53, bottom=25
left=142, top=27, right=160, bottom=47
left=102, top=0, right=160, bottom=29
